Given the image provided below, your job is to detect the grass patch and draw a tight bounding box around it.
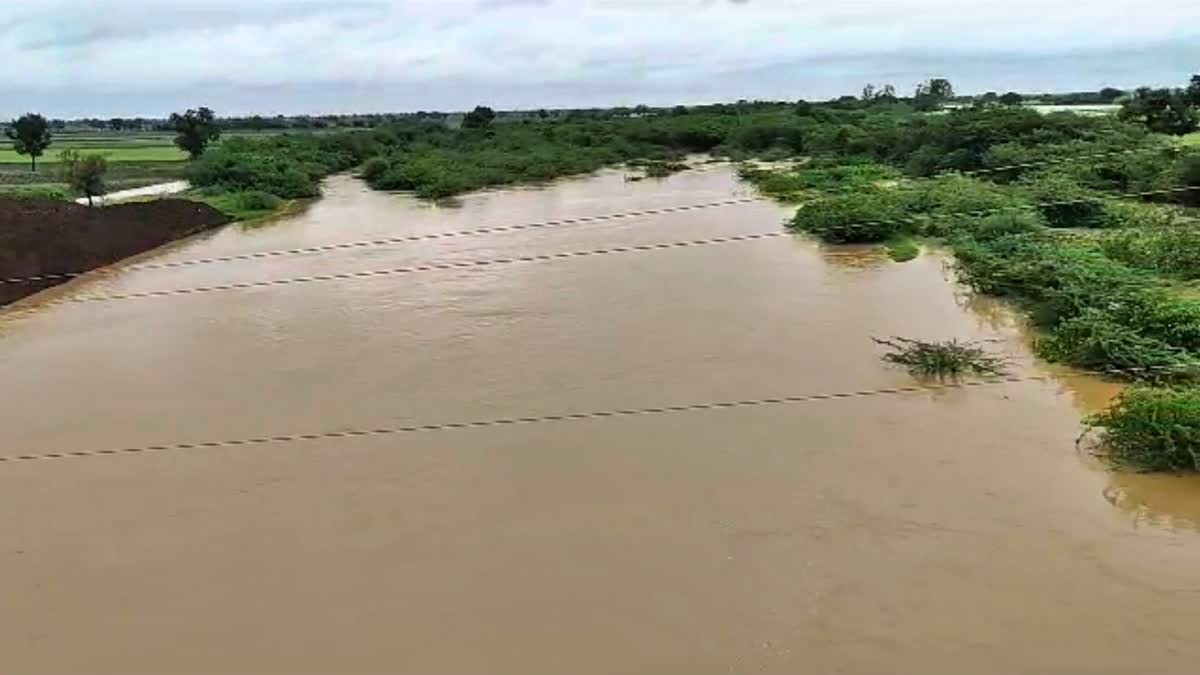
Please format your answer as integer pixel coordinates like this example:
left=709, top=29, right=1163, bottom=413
left=191, top=189, right=285, bottom=221
left=0, top=145, right=185, bottom=163
left=874, top=337, right=1010, bottom=377
left=885, top=235, right=920, bottom=262
left=0, top=184, right=70, bottom=200
left=1088, top=386, right=1200, bottom=471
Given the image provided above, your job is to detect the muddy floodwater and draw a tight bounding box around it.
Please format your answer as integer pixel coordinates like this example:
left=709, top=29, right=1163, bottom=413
left=2, top=166, right=1200, bottom=673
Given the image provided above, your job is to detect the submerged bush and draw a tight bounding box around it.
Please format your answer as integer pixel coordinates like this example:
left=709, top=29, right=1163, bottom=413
left=639, top=160, right=689, bottom=178
left=884, top=235, right=920, bottom=262
left=1089, top=387, right=1200, bottom=471
left=874, top=337, right=1009, bottom=377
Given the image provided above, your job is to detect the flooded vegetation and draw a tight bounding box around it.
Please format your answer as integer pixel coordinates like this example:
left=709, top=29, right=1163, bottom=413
left=3, top=166, right=1200, bottom=672
left=3, top=67, right=1200, bottom=672
left=874, top=337, right=1009, bottom=377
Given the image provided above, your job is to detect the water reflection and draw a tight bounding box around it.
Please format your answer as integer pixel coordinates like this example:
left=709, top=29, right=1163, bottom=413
left=816, top=243, right=890, bottom=271
left=1104, top=472, right=1200, bottom=533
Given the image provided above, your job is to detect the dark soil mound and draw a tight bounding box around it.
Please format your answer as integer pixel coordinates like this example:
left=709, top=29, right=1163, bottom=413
left=0, top=198, right=230, bottom=305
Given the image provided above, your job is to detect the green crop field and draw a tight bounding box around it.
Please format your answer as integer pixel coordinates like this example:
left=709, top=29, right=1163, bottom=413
left=0, top=144, right=185, bottom=163
left=1182, top=131, right=1200, bottom=147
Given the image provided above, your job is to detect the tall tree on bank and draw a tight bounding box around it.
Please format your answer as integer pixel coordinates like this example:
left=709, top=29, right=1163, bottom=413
left=60, top=150, right=108, bottom=206
left=6, top=113, right=53, bottom=171
left=171, top=107, right=221, bottom=158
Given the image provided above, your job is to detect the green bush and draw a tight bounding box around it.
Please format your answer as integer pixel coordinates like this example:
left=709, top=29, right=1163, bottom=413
left=188, top=133, right=368, bottom=198
left=198, top=189, right=285, bottom=220
left=359, top=157, right=389, bottom=182
left=1099, top=200, right=1178, bottom=229
left=1177, top=155, right=1200, bottom=205
left=959, top=211, right=1046, bottom=241
left=1089, top=387, right=1200, bottom=471
left=788, top=191, right=914, bottom=243
left=952, top=229, right=1200, bottom=374
left=1018, top=172, right=1106, bottom=228
left=233, top=190, right=282, bottom=211
left=1035, top=309, right=1198, bottom=375
left=1101, top=225, right=1200, bottom=278
left=884, top=235, right=920, bottom=262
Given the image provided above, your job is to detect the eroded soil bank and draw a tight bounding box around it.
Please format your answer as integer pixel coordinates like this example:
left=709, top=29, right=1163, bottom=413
left=0, top=197, right=228, bottom=305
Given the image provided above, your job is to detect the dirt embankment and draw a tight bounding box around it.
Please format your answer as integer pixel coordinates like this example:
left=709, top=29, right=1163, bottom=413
left=0, top=198, right=230, bottom=306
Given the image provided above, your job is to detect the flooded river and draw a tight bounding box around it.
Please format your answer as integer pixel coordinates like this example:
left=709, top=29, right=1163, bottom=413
left=2, top=166, right=1200, bottom=673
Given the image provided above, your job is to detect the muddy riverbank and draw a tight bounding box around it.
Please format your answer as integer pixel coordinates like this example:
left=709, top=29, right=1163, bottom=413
left=1, top=166, right=1199, bottom=673
left=0, top=197, right=228, bottom=305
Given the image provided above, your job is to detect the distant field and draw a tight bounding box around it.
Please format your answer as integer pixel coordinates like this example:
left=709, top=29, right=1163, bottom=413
left=0, top=145, right=185, bottom=163
left=1182, top=132, right=1200, bottom=147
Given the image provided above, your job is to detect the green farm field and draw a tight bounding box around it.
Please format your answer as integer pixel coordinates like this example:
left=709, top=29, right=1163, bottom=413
left=0, top=144, right=186, bottom=163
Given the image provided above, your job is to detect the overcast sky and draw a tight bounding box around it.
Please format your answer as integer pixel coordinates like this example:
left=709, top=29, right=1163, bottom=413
left=4, top=0, right=1199, bottom=118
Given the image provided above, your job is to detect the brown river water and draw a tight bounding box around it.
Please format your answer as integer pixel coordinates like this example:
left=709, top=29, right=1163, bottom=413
left=2, top=166, right=1200, bottom=673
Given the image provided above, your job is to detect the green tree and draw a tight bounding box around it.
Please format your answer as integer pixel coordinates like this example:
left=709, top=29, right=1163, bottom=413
left=1187, top=74, right=1200, bottom=106
left=1118, top=87, right=1199, bottom=135
left=170, top=106, right=221, bottom=158
left=862, top=83, right=897, bottom=102
left=6, top=113, right=53, bottom=171
left=1098, top=87, right=1125, bottom=103
left=59, top=149, right=108, bottom=206
left=462, top=105, right=496, bottom=129
left=914, top=78, right=955, bottom=111
left=999, top=92, right=1023, bottom=106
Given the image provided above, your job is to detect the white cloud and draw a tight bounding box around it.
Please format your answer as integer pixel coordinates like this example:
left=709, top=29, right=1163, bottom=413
left=1, top=0, right=1198, bottom=114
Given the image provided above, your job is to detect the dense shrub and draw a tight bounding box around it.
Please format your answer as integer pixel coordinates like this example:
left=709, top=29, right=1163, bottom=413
left=1035, top=309, right=1196, bottom=375
left=359, top=157, right=390, bottom=182
left=952, top=231, right=1200, bottom=374
left=232, top=190, right=282, bottom=211
left=189, top=133, right=370, bottom=199
left=1178, top=154, right=1200, bottom=205
left=739, top=160, right=899, bottom=201
left=199, top=190, right=285, bottom=220
left=788, top=191, right=914, bottom=243
left=1017, top=172, right=1106, bottom=228
left=1089, top=387, right=1200, bottom=471
left=1101, top=225, right=1200, bottom=278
